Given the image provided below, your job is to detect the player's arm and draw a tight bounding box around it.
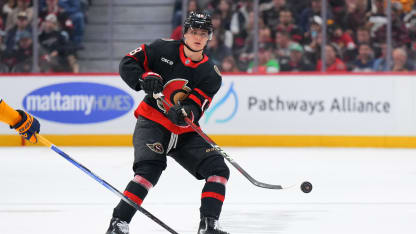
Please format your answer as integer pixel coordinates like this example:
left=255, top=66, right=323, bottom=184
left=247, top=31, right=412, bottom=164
left=119, top=41, right=163, bottom=94
left=167, top=70, right=222, bottom=126
left=0, top=99, right=40, bottom=143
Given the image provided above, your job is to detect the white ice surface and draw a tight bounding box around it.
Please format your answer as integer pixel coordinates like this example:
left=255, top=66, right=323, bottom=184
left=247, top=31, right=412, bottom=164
left=0, top=146, right=416, bottom=233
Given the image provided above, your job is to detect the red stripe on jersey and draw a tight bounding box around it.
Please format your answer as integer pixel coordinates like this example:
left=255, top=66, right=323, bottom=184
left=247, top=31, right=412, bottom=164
left=142, top=44, right=150, bottom=72
left=133, top=175, right=153, bottom=191
left=201, top=192, right=225, bottom=202
left=126, top=54, right=139, bottom=62
left=188, top=94, right=202, bottom=107
left=179, top=44, right=209, bottom=68
left=134, top=101, right=199, bottom=135
left=124, top=191, right=143, bottom=206
left=207, top=176, right=228, bottom=186
left=194, top=88, right=212, bottom=103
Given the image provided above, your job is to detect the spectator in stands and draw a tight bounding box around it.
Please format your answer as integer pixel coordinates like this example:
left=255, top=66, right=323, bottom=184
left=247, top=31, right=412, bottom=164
left=329, top=24, right=356, bottom=51
left=391, top=47, right=414, bottom=71
left=58, top=0, right=85, bottom=49
left=350, top=43, right=375, bottom=72
left=373, top=42, right=388, bottom=71
left=170, top=0, right=198, bottom=40
left=9, top=30, right=32, bottom=72
left=328, top=23, right=356, bottom=62
left=261, top=0, right=287, bottom=30
left=216, top=0, right=233, bottom=30
left=275, top=8, right=303, bottom=43
left=279, top=42, right=314, bottom=72
left=298, top=0, right=333, bottom=34
left=230, top=0, right=253, bottom=56
left=211, top=11, right=233, bottom=49
left=0, top=29, right=9, bottom=72
left=39, top=14, right=79, bottom=73
left=339, top=0, right=370, bottom=33
left=274, top=30, right=293, bottom=57
left=345, top=26, right=372, bottom=61
left=237, top=13, right=268, bottom=70
left=316, top=44, right=347, bottom=72
left=220, top=55, right=240, bottom=73
left=2, top=0, right=16, bottom=24
left=5, top=0, right=33, bottom=31
left=171, top=0, right=183, bottom=29
left=392, top=0, right=414, bottom=13
left=205, top=33, right=232, bottom=67
left=171, top=0, right=198, bottom=32
left=5, top=11, right=31, bottom=52
left=355, top=26, right=372, bottom=46
left=303, top=18, right=322, bottom=67
left=367, top=0, right=387, bottom=37
left=369, top=0, right=411, bottom=47
left=39, top=0, right=74, bottom=41
left=247, top=43, right=279, bottom=73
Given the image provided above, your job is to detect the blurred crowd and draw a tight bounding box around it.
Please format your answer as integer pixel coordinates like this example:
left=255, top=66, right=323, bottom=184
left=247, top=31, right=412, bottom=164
left=0, top=0, right=89, bottom=73
left=172, top=0, right=416, bottom=73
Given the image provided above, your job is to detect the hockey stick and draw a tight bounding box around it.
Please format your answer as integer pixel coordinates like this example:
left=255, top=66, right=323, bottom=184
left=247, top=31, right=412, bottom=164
left=154, top=93, right=294, bottom=190
left=36, top=134, right=179, bottom=234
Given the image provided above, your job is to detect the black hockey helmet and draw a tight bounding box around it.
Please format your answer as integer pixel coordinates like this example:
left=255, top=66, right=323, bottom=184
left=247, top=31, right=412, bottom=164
left=183, top=11, right=213, bottom=40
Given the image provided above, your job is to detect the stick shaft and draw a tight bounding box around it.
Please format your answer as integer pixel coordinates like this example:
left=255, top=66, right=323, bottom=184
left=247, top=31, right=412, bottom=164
left=37, top=134, right=179, bottom=234
left=156, top=95, right=286, bottom=190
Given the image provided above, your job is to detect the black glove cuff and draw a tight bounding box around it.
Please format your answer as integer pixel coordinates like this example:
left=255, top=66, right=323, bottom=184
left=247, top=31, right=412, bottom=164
left=10, top=109, right=27, bottom=129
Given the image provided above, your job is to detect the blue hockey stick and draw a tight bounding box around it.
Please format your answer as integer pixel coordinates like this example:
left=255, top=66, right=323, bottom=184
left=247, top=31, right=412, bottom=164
left=37, top=134, right=178, bottom=234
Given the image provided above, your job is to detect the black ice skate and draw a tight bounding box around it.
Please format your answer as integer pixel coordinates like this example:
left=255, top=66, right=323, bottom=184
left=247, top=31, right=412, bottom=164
left=106, top=217, right=129, bottom=234
left=198, top=217, right=229, bottom=234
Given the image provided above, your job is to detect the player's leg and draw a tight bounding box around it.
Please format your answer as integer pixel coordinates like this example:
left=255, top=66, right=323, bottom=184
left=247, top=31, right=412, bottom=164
left=172, top=133, right=230, bottom=234
left=106, top=116, right=170, bottom=234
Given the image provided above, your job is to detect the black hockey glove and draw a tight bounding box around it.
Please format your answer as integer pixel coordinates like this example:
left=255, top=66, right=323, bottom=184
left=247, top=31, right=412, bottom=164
left=140, top=72, right=163, bottom=95
left=167, top=103, right=194, bottom=127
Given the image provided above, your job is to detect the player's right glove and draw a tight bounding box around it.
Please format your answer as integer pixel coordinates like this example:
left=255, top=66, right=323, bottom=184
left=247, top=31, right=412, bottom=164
left=166, top=103, right=194, bottom=127
left=140, top=72, right=164, bottom=95
left=11, top=110, right=40, bottom=143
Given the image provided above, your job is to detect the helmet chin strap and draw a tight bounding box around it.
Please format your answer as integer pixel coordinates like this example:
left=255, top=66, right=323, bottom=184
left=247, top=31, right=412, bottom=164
left=182, top=39, right=205, bottom=53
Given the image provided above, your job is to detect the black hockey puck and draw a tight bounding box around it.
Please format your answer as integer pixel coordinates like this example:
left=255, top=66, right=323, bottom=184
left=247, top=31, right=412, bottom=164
left=300, top=181, right=312, bottom=193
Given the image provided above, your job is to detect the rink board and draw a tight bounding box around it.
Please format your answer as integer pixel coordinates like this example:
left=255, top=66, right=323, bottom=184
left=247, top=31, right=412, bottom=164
left=1, top=73, right=416, bottom=147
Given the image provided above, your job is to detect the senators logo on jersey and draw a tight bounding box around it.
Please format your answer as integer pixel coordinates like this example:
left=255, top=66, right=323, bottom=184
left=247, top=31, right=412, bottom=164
left=156, top=79, right=191, bottom=113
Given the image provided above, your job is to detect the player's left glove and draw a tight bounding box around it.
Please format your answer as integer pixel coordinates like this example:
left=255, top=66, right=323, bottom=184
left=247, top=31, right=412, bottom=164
left=140, top=72, right=164, bottom=95
left=11, top=110, right=40, bottom=143
left=166, top=103, right=194, bottom=127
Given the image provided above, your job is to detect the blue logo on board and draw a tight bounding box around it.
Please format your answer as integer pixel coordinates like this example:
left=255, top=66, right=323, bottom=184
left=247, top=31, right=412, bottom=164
left=204, top=82, right=238, bottom=124
left=23, top=82, right=135, bottom=124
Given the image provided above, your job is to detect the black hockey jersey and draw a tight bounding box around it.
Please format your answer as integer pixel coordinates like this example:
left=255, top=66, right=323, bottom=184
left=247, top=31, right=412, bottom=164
left=119, top=39, right=222, bottom=135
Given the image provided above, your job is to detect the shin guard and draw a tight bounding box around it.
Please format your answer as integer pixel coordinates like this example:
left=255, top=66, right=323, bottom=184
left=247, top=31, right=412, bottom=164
left=113, top=175, right=154, bottom=223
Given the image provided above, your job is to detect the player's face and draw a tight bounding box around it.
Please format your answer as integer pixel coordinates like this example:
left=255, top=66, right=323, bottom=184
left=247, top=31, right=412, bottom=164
left=184, top=28, right=209, bottom=51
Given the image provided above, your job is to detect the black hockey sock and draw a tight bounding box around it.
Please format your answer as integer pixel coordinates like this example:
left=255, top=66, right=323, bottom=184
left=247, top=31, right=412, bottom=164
left=200, top=175, right=227, bottom=219
left=113, top=175, right=153, bottom=223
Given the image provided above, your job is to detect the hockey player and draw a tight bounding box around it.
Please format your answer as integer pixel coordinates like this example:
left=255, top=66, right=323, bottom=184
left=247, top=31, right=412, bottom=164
left=0, top=99, right=40, bottom=143
left=105, top=12, right=230, bottom=234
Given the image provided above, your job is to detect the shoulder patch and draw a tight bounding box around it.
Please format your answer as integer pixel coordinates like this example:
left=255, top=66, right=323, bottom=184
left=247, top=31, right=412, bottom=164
left=214, top=65, right=221, bottom=76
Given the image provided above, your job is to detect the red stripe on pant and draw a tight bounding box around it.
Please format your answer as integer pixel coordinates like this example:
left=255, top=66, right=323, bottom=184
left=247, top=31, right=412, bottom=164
left=201, top=192, right=225, bottom=202
left=124, top=191, right=143, bottom=206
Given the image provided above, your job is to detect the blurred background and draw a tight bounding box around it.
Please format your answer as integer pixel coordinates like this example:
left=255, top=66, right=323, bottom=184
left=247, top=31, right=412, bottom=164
left=0, top=0, right=414, bottom=74
left=1, top=0, right=416, bottom=148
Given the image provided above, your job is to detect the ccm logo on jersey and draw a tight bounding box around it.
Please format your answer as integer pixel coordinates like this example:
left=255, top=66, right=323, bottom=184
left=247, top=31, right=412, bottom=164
left=161, top=57, right=174, bottom=65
